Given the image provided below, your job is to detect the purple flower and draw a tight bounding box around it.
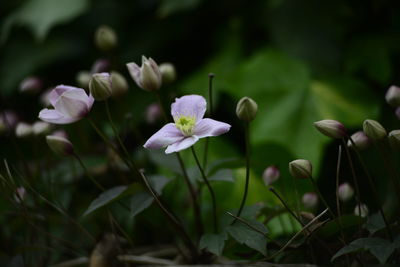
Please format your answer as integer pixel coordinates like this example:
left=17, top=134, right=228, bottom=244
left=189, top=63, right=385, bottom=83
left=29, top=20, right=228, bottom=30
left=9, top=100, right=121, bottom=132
left=144, top=95, right=231, bottom=154
left=38, top=85, right=94, bottom=124
left=126, top=56, right=162, bottom=91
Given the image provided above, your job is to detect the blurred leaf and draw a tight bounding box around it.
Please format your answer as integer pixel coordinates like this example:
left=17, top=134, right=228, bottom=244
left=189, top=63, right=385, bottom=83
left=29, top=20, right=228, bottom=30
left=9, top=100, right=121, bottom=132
left=207, top=169, right=234, bottom=182
left=7, top=255, right=24, bottom=267
left=316, top=215, right=364, bottom=239
left=83, top=186, right=127, bottom=216
left=226, top=221, right=267, bottom=256
left=199, top=232, right=228, bottom=256
left=331, top=237, right=399, bottom=264
left=148, top=174, right=172, bottom=194
left=157, top=0, right=202, bottom=18
left=363, top=212, right=386, bottom=235
left=130, top=192, right=154, bottom=218
left=2, top=0, right=89, bottom=42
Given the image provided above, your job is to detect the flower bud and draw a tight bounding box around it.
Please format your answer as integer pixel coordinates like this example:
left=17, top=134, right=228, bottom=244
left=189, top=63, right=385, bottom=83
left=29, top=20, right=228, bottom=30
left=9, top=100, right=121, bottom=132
left=314, top=119, right=346, bottom=139
left=262, top=165, right=280, bottom=186
left=0, top=111, right=18, bottom=133
left=126, top=56, right=162, bottom=91
left=354, top=203, right=369, bottom=218
left=95, top=25, right=117, bottom=51
left=32, top=121, right=51, bottom=135
left=347, top=131, right=371, bottom=150
left=289, top=159, right=312, bottom=179
left=159, top=62, right=176, bottom=84
left=338, top=182, right=354, bottom=202
left=91, top=59, right=110, bottom=74
left=89, top=73, right=112, bottom=101
left=111, top=71, right=128, bottom=97
left=14, top=187, right=26, bottom=203
left=396, top=107, right=400, bottom=120
left=236, top=97, right=258, bottom=122
left=76, top=71, right=91, bottom=89
left=385, top=85, right=400, bottom=107
left=145, top=103, right=162, bottom=124
left=46, top=135, right=74, bottom=156
left=388, top=130, right=400, bottom=150
left=20, top=76, right=42, bottom=94
left=363, top=119, right=387, bottom=141
left=15, top=122, right=32, bottom=137
left=302, top=192, right=318, bottom=209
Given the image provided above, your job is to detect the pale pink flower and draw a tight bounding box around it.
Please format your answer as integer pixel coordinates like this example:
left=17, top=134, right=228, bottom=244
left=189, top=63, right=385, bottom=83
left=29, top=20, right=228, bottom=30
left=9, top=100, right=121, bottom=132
left=126, top=56, right=162, bottom=91
left=38, top=85, right=94, bottom=124
left=144, top=95, right=231, bottom=154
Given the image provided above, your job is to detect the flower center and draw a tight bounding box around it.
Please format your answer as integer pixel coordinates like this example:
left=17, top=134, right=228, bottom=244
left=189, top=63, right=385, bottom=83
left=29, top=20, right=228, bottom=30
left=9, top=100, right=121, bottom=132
left=175, top=115, right=196, bottom=136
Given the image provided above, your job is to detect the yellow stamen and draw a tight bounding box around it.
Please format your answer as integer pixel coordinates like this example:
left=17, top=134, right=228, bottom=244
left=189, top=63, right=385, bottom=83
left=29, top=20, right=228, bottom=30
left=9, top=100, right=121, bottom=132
left=175, top=115, right=196, bottom=136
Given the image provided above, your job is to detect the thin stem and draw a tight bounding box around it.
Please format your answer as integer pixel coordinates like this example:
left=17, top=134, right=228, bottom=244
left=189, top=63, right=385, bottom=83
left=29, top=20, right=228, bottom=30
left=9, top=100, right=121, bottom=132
left=73, top=153, right=105, bottom=191
left=269, top=187, right=303, bottom=227
left=202, top=73, right=215, bottom=170
left=191, top=146, right=218, bottom=233
left=335, top=146, right=342, bottom=220
left=309, top=176, right=335, bottom=219
left=176, top=153, right=204, bottom=238
left=232, top=122, right=250, bottom=224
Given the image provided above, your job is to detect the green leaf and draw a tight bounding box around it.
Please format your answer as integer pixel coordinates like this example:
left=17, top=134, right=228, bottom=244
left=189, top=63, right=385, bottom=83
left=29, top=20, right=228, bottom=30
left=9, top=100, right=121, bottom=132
left=157, top=0, right=202, bottom=18
left=207, top=169, right=234, bottom=182
left=313, top=215, right=364, bottom=239
left=363, top=212, right=386, bottom=235
left=199, top=233, right=228, bottom=256
left=148, top=175, right=172, bottom=194
left=130, top=192, right=154, bottom=218
left=83, top=186, right=127, bottom=216
left=226, top=221, right=268, bottom=256
left=2, top=0, right=89, bottom=42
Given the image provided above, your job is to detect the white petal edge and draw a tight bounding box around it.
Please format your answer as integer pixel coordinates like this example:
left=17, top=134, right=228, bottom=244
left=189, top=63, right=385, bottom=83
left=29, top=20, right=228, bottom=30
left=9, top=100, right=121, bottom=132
left=144, top=123, right=184, bottom=149
left=165, top=136, right=199, bottom=154
left=194, top=118, right=231, bottom=138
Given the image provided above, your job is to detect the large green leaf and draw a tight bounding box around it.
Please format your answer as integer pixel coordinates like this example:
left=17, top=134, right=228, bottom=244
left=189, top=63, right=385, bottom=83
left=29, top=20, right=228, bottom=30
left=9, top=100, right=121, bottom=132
left=2, top=0, right=89, bottom=42
left=199, top=232, right=228, bottom=256
left=83, top=186, right=127, bottom=216
left=130, top=192, right=154, bottom=218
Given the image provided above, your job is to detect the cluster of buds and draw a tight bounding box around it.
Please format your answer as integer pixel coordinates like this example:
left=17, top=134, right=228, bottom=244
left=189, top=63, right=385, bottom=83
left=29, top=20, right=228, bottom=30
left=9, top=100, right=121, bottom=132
left=15, top=121, right=51, bottom=137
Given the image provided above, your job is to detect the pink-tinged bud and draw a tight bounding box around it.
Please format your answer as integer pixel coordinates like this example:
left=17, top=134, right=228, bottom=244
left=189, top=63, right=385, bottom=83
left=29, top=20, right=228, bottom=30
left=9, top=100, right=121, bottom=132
left=314, top=119, right=346, bottom=139
left=46, top=135, right=74, bottom=156
left=38, top=85, right=94, bottom=124
left=302, top=192, right=318, bottom=209
left=385, top=85, right=400, bottom=107
left=289, top=159, right=312, bottom=179
left=32, top=121, right=51, bottom=135
left=110, top=71, right=129, bottom=97
left=76, top=71, right=91, bottom=89
left=159, top=62, right=176, bottom=84
left=15, top=122, right=32, bottom=137
left=145, top=103, right=162, bottom=124
left=89, top=73, right=112, bottom=101
left=14, top=187, right=26, bottom=203
left=51, top=130, right=69, bottom=139
left=0, top=111, right=18, bottom=133
left=91, top=59, right=111, bottom=74
left=95, top=25, right=117, bottom=51
left=363, top=119, right=387, bottom=141
left=396, top=107, right=400, bottom=120
left=262, top=165, right=280, bottom=186
left=126, top=56, right=162, bottom=91
left=354, top=203, right=369, bottom=218
left=338, top=182, right=354, bottom=202
left=388, top=130, right=400, bottom=150
left=19, top=76, right=42, bottom=94
left=347, top=131, right=371, bottom=150
left=236, top=97, right=258, bottom=122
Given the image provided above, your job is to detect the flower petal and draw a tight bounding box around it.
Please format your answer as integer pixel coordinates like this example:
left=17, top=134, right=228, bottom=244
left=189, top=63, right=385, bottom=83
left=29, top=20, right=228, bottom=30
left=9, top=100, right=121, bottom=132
left=49, top=85, right=78, bottom=106
left=38, top=109, right=79, bottom=124
left=165, top=136, right=199, bottom=154
left=194, top=118, right=231, bottom=138
left=126, top=62, right=142, bottom=87
left=171, top=95, right=207, bottom=122
left=144, top=123, right=184, bottom=149
left=54, top=89, right=91, bottom=118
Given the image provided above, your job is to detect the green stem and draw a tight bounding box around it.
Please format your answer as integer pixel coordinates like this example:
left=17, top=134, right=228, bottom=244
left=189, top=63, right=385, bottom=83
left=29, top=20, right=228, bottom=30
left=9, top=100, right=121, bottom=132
left=232, top=122, right=250, bottom=224
left=73, top=153, right=105, bottom=191
left=269, top=187, right=303, bottom=227
left=202, top=73, right=215, bottom=170
left=191, top=146, right=218, bottom=233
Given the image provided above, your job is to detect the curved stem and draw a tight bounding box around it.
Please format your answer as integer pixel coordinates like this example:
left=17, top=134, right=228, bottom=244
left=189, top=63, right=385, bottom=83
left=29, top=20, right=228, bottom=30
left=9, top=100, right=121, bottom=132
left=73, top=152, right=105, bottom=191
left=232, top=122, right=250, bottom=224
left=191, top=146, right=218, bottom=233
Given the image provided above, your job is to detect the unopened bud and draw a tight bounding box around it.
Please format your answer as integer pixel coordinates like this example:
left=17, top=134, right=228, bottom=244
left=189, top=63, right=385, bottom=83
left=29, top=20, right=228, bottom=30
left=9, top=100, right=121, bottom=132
left=51, top=130, right=69, bottom=139
left=32, top=121, right=51, bottom=135
left=159, top=63, right=176, bottom=84
left=354, top=203, right=369, bottom=218
left=46, top=135, right=74, bottom=156
left=236, top=97, right=258, bottom=122
left=20, top=76, right=42, bottom=94
left=338, top=183, right=354, bottom=202
left=262, top=165, right=280, bottom=186
left=95, top=25, right=117, bottom=51
left=111, top=71, right=128, bottom=97
left=388, top=130, right=400, bottom=150
left=314, top=119, right=346, bottom=139
left=385, top=85, right=400, bottom=107
left=91, top=59, right=110, bottom=74
left=347, top=131, right=371, bottom=150
left=15, top=123, right=32, bottom=137
left=0, top=111, right=18, bottom=133
left=363, top=119, right=387, bottom=141
left=76, top=71, right=91, bottom=89
left=302, top=192, right=318, bottom=209
left=289, top=159, right=312, bottom=179
left=14, top=187, right=26, bottom=203
left=396, top=107, right=400, bottom=120
left=145, top=103, right=162, bottom=124
left=89, top=73, right=112, bottom=101
left=126, top=56, right=162, bottom=91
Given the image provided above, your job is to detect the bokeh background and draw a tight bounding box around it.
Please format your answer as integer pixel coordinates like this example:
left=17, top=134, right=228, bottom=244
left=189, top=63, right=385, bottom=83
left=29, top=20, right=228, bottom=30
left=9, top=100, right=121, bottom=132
left=1, top=0, right=400, bottom=264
